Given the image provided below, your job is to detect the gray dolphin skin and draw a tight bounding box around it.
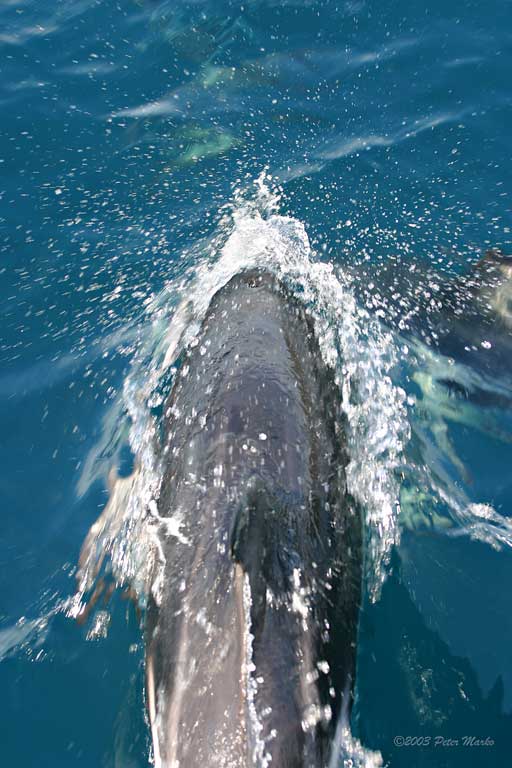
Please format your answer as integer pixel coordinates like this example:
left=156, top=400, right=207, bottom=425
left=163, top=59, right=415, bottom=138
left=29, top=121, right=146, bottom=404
left=145, top=270, right=362, bottom=768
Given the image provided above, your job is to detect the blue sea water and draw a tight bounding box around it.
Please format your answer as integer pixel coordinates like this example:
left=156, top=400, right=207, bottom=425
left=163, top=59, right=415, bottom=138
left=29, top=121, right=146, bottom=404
left=1, top=0, right=512, bottom=766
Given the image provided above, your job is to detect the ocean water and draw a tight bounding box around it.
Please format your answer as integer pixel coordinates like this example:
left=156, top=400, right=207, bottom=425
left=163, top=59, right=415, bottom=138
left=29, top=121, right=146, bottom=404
left=1, top=1, right=512, bottom=766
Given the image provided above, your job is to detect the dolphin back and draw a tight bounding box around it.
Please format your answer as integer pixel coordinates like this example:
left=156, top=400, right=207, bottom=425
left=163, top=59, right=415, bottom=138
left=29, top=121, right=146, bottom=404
left=146, top=270, right=362, bottom=768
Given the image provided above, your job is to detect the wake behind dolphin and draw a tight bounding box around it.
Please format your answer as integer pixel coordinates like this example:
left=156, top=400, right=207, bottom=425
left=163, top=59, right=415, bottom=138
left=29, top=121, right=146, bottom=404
left=146, top=269, right=362, bottom=767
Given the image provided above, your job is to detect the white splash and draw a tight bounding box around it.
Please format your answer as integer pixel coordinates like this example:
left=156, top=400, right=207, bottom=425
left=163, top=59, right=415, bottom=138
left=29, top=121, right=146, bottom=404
left=73, top=175, right=408, bottom=609
left=0, top=614, right=51, bottom=662
left=0, top=595, right=76, bottom=663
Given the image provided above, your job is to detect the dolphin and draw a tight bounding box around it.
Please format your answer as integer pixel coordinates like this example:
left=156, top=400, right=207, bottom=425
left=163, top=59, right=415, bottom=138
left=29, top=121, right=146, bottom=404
left=145, top=269, right=362, bottom=768
left=343, top=248, right=512, bottom=487
left=431, top=249, right=512, bottom=379
left=348, top=248, right=512, bottom=397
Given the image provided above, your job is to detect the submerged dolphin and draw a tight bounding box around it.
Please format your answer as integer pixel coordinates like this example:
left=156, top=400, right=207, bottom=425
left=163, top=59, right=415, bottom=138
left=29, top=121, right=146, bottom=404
left=349, top=248, right=512, bottom=395
left=145, top=270, right=362, bottom=767
left=342, top=248, right=512, bottom=485
left=432, top=249, right=512, bottom=377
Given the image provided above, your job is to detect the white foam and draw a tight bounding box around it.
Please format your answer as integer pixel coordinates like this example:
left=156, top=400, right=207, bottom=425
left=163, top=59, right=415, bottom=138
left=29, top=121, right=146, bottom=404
left=75, top=175, right=408, bottom=607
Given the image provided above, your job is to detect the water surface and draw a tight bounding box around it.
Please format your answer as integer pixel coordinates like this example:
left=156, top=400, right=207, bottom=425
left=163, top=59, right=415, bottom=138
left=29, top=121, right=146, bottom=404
left=1, top=0, right=512, bottom=766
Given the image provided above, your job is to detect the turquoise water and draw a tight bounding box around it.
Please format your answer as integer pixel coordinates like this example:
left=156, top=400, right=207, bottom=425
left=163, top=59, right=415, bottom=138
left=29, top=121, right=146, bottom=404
left=1, top=1, right=512, bottom=766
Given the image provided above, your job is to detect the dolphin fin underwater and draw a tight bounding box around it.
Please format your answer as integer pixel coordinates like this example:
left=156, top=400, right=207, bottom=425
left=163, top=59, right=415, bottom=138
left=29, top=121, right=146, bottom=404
left=78, top=268, right=363, bottom=767
left=349, top=247, right=512, bottom=394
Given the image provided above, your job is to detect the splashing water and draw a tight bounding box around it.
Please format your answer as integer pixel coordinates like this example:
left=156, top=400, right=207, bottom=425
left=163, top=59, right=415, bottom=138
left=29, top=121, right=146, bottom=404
left=75, top=177, right=409, bottom=613
left=0, top=613, right=52, bottom=664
